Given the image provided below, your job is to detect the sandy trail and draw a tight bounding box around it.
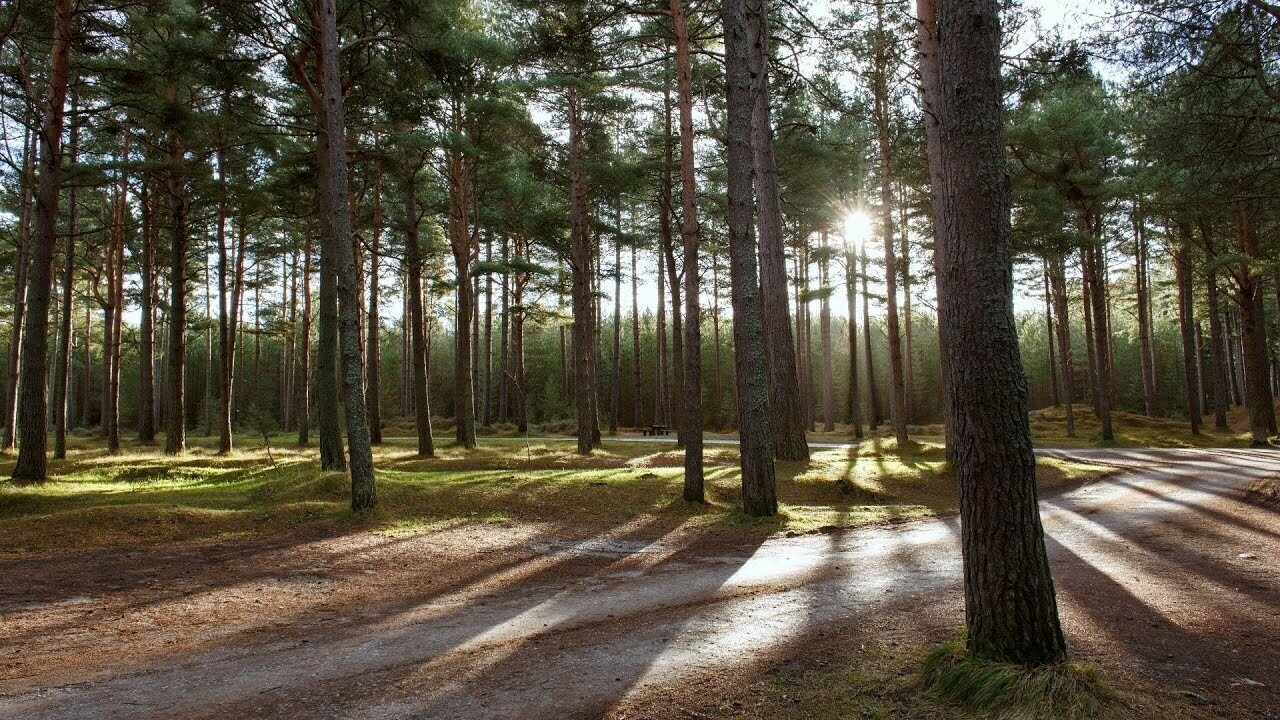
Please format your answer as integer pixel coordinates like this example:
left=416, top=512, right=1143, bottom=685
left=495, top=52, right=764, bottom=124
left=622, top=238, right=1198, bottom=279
left=1, top=448, right=1277, bottom=719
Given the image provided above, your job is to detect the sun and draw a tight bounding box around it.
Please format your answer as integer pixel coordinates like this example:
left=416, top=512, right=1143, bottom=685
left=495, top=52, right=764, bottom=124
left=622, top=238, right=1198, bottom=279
left=843, top=210, right=873, bottom=245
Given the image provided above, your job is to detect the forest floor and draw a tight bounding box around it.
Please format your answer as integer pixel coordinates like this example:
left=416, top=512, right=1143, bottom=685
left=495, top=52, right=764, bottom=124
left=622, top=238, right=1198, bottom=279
left=0, top=426, right=1277, bottom=718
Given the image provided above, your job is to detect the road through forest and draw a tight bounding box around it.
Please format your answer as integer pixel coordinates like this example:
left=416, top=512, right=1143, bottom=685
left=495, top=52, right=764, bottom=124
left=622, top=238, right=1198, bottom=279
left=2, top=448, right=1278, bottom=718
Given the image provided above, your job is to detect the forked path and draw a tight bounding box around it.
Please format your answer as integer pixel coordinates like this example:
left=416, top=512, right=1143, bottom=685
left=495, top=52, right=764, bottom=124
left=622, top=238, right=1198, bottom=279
left=2, top=448, right=1278, bottom=718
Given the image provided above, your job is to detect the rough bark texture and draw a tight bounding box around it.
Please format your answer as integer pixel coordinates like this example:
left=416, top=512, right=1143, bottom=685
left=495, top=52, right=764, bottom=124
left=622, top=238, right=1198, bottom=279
left=12, top=0, right=72, bottom=482
left=1174, top=244, right=1203, bottom=435
left=819, top=232, right=835, bottom=432
left=402, top=153, right=434, bottom=457
left=1134, top=206, right=1157, bottom=416
left=316, top=0, right=375, bottom=509
left=860, top=244, right=879, bottom=429
left=748, top=0, right=808, bottom=461
left=873, top=0, right=909, bottom=445
left=366, top=168, right=383, bottom=444
left=925, top=0, right=1067, bottom=666
left=727, top=0, right=778, bottom=517
left=53, top=102, right=79, bottom=459
left=163, top=84, right=188, bottom=457
left=449, top=106, right=477, bottom=450
left=673, top=0, right=703, bottom=501
left=568, top=88, right=598, bottom=455
left=1082, top=240, right=1113, bottom=440
left=1205, top=255, right=1230, bottom=429
left=138, top=181, right=156, bottom=443
left=845, top=249, right=863, bottom=438
left=1047, top=256, right=1076, bottom=436
left=1232, top=201, right=1275, bottom=444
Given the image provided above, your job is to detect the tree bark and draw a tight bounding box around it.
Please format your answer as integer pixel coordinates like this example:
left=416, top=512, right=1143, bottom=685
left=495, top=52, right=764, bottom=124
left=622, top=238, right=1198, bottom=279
left=672, top=0, right=703, bottom=499
left=860, top=243, right=879, bottom=429
left=845, top=248, right=863, bottom=438
left=1174, top=242, right=1203, bottom=434
left=297, top=220, right=313, bottom=444
left=819, top=232, right=835, bottom=432
left=568, top=88, right=598, bottom=454
left=316, top=0, right=375, bottom=507
left=749, top=0, right=808, bottom=461
left=1204, top=247, right=1230, bottom=429
left=631, top=242, right=643, bottom=428
left=1232, top=200, right=1275, bottom=444
left=924, top=0, right=1066, bottom=665
left=873, top=0, right=909, bottom=445
left=448, top=105, right=477, bottom=450
left=1047, top=256, right=1076, bottom=436
left=13, top=0, right=71, bottom=482
left=366, top=165, right=383, bottom=444
left=1134, top=204, right=1157, bottom=416
left=402, top=151, right=434, bottom=456
left=1082, top=238, right=1113, bottom=440
left=727, top=0, right=778, bottom=516
left=163, top=80, right=189, bottom=457
left=53, top=98, right=79, bottom=459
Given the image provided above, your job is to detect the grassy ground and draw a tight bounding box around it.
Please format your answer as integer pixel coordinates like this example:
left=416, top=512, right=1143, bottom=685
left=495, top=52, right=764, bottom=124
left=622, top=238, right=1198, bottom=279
left=703, top=640, right=1232, bottom=720
left=0, top=433, right=1105, bottom=554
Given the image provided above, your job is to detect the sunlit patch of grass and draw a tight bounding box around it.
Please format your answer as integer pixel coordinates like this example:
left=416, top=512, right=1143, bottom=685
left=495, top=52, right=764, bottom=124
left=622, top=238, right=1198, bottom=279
left=0, top=430, right=1113, bottom=554
left=1029, top=405, right=1251, bottom=448
left=921, top=639, right=1119, bottom=720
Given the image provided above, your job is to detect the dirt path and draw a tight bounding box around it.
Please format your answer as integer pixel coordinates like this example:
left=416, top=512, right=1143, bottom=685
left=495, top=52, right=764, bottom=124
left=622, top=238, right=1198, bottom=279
left=2, top=449, right=1277, bottom=719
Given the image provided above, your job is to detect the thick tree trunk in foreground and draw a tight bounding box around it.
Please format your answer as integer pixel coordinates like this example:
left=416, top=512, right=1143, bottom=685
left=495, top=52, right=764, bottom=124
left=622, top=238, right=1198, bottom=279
left=316, top=0, right=375, bottom=508
left=726, top=0, right=778, bottom=516
left=163, top=87, right=189, bottom=457
left=12, top=0, right=72, bottom=482
left=568, top=88, right=598, bottom=455
left=749, top=0, right=807, bottom=461
left=924, top=0, right=1066, bottom=666
left=673, top=0, right=703, bottom=500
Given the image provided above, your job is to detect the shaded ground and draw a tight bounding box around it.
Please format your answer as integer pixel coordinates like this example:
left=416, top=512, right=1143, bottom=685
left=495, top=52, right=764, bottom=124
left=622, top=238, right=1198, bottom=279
left=1, top=448, right=1277, bottom=718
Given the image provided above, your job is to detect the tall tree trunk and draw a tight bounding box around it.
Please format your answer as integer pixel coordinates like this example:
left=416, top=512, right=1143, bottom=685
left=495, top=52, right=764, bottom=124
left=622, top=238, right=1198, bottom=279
left=1134, top=204, right=1156, bottom=416
left=631, top=243, right=643, bottom=428
left=655, top=241, right=667, bottom=425
left=499, top=235, right=510, bottom=424
left=1083, top=238, right=1113, bottom=440
left=1042, top=262, right=1059, bottom=408
left=1174, top=242, right=1203, bottom=435
left=297, top=221, right=313, bottom=444
left=819, top=232, right=835, bottom=431
left=712, top=248, right=724, bottom=428
left=12, top=0, right=72, bottom=481
left=749, top=0, right=808, bottom=461
left=1232, top=200, right=1275, bottom=444
left=568, top=88, right=598, bottom=454
left=727, top=0, right=778, bottom=516
left=673, top=0, right=703, bottom=499
left=366, top=166, right=383, bottom=444
left=316, top=0, right=375, bottom=507
left=53, top=97, right=79, bottom=459
left=1204, top=249, right=1230, bottom=429
left=873, top=0, right=909, bottom=445
left=845, top=248, right=863, bottom=437
left=138, top=179, right=156, bottom=442
left=1048, top=256, right=1076, bottom=436
left=482, top=234, right=493, bottom=428
left=163, top=81, right=189, bottom=457
left=3, top=126, right=35, bottom=453
left=402, top=153, right=434, bottom=457
left=610, top=219, right=621, bottom=434
left=860, top=243, right=879, bottom=429
left=899, top=190, right=915, bottom=422
left=448, top=109, right=477, bottom=450
left=924, top=0, right=1065, bottom=665
left=660, top=80, right=685, bottom=445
